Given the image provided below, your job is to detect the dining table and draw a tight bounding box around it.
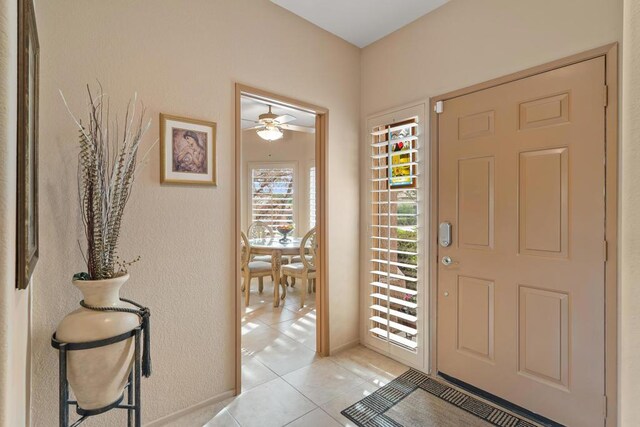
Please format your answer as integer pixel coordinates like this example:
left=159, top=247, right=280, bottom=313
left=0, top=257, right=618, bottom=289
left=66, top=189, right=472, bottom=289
left=249, top=237, right=305, bottom=307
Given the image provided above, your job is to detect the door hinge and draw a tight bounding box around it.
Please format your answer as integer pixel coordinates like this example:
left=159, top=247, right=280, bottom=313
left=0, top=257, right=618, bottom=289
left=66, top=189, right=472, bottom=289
left=603, top=395, right=608, bottom=418
left=604, top=240, right=608, bottom=262
left=434, top=101, right=444, bottom=114
left=604, top=85, right=609, bottom=107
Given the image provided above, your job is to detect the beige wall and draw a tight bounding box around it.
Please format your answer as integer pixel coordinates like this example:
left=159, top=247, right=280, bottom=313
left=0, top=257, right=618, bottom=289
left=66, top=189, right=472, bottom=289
left=0, top=0, right=32, bottom=425
left=361, top=0, right=622, bottom=117
left=360, top=0, right=623, bottom=420
left=621, top=0, right=640, bottom=423
left=31, top=0, right=360, bottom=424
left=241, top=129, right=316, bottom=236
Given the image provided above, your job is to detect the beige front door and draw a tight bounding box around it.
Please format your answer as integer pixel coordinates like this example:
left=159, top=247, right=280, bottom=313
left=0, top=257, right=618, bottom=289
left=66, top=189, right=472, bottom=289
left=437, top=57, right=606, bottom=426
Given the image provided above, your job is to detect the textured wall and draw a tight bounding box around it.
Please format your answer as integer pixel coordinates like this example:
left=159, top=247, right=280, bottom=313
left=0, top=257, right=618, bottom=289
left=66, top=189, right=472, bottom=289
left=361, top=0, right=622, bottom=116
left=31, top=0, right=360, bottom=425
left=0, top=0, right=32, bottom=425
left=621, top=0, right=640, bottom=424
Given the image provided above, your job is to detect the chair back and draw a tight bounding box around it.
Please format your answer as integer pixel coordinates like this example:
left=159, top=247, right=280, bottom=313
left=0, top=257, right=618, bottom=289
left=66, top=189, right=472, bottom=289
left=240, top=232, right=250, bottom=269
left=247, top=221, right=274, bottom=243
left=300, top=227, right=317, bottom=270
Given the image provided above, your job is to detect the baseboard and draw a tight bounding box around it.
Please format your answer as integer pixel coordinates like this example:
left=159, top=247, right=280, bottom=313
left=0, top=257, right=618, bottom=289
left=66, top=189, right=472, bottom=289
left=144, top=389, right=235, bottom=427
left=330, top=338, right=360, bottom=355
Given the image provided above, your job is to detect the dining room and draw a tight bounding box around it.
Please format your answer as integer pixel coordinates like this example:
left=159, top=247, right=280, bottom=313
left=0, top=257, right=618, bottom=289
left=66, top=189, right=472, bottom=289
left=237, top=89, right=324, bottom=393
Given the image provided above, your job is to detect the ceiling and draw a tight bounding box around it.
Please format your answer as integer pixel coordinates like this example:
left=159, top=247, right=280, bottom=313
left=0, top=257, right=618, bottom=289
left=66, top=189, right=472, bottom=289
left=241, top=96, right=316, bottom=130
left=271, top=0, right=449, bottom=48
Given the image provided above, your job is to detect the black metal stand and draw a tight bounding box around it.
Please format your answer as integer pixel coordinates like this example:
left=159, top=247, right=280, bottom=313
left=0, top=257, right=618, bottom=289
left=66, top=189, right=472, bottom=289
left=51, top=327, right=143, bottom=427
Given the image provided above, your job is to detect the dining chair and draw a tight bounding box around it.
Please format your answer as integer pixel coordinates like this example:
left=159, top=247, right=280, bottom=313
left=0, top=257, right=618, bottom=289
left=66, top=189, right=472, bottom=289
left=281, top=227, right=316, bottom=308
left=241, top=232, right=275, bottom=306
left=247, top=221, right=289, bottom=267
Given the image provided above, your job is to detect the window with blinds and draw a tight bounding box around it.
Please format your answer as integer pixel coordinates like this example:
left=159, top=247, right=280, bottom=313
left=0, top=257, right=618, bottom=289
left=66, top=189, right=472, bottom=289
left=251, top=165, right=295, bottom=228
left=309, top=166, right=316, bottom=229
left=369, top=119, right=420, bottom=352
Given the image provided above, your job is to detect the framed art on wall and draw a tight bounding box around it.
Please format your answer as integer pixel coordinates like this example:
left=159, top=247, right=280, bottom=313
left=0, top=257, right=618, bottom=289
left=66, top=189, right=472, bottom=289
left=16, top=0, right=40, bottom=290
left=160, top=114, right=217, bottom=185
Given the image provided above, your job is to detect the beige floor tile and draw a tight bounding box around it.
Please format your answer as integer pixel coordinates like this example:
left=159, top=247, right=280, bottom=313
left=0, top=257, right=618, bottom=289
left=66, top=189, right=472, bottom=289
left=246, top=303, right=302, bottom=326
left=282, top=359, right=366, bottom=405
left=159, top=398, right=235, bottom=427
left=241, top=320, right=282, bottom=358
left=285, top=408, right=341, bottom=427
left=330, top=345, right=408, bottom=386
left=283, top=288, right=316, bottom=310
left=254, top=334, right=318, bottom=376
left=273, top=313, right=317, bottom=351
left=242, top=356, right=278, bottom=391
left=203, top=408, right=241, bottom=427
left=320, top=380, right=380, bottom=426
left=226, top=378, right=317, bottom=427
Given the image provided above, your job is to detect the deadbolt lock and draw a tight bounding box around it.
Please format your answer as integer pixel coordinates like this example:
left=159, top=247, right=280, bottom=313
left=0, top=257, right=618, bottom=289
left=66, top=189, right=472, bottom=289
left=439, top=222, right=452, bottom=247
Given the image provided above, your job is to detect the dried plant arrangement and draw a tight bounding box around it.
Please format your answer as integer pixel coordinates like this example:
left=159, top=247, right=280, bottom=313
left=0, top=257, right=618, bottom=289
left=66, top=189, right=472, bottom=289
left=61, top=84, right=154, bottom=280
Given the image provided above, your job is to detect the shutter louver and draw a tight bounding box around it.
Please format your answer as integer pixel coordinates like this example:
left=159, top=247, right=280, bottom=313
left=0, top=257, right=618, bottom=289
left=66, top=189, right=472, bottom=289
left=309, top=166, right=316, bottom=228
left=251, top=167, right=295, bottom=228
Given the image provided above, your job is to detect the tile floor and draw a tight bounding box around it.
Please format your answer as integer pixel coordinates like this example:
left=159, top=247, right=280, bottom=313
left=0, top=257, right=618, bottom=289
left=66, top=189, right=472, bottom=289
left=160, top=278, right=409, bottom=427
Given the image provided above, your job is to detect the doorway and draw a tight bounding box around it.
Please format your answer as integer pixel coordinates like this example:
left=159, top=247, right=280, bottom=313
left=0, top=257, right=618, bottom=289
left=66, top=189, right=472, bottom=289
left=234, top=84, right=329, bottom=395
left=430, top=45, right=618, bottom=426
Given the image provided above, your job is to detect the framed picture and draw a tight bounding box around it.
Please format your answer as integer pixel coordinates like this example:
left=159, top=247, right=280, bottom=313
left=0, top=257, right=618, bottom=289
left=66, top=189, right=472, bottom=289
left=160, top=114, right=217, bottom=185
left=388, top=127, right=416, bottom=189
left=16, top=0, right=39, bottom=290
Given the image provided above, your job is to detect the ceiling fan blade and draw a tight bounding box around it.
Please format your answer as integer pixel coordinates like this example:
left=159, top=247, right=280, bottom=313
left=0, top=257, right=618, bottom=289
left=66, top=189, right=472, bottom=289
left=244, top=124, right=265, bottom=130
left=274, top=114, right=296, bottom=124
left=279, top=124, right=315, bottom=133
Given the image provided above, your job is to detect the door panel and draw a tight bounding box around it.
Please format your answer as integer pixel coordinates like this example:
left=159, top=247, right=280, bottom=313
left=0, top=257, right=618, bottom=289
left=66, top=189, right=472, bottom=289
left=437, top=57, right=605, bottom=426
left=458, top=157, right=494, bottom=249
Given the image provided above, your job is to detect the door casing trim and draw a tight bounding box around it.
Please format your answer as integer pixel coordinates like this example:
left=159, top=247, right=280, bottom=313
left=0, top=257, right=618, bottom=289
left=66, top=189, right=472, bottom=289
left=234, top=84, right=330, bottom=395
left=428, top=43, right=618, bottom=426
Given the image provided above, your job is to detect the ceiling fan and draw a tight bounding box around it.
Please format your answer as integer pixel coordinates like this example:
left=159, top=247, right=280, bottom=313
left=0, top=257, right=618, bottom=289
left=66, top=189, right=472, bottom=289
left=243, top=105, right=315, bottom=141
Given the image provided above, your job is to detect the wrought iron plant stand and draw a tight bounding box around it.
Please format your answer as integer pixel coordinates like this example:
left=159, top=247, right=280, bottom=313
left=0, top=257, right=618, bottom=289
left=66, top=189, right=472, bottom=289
left=51, top=327, right=143, bottom=427
left=51, top=297, right=151, bottom=427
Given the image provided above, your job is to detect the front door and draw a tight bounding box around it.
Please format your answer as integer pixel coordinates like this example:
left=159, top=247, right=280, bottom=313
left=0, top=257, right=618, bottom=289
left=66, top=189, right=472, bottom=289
left=437, top=57, right=606, bottom=426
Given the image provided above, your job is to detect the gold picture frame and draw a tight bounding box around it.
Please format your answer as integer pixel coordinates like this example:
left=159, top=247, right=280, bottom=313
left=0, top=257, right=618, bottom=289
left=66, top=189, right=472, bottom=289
left=16, top=0, right=39, bottom=290
left=160, top=114, right=217, bottom=185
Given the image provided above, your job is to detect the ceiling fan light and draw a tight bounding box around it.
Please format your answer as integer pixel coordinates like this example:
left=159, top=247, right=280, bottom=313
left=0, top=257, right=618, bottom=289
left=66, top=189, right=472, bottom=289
left=257, top=126, right=283, bottom=141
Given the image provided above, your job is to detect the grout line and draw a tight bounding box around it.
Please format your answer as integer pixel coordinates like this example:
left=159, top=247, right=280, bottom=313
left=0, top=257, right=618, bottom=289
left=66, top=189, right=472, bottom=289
left=240, top=356, right=280, bottom=393
left=225, top=408, right=243, bottom=427
left=318, top=407, right=343, bottom=426
left=282, top=406, right=320, bottom=426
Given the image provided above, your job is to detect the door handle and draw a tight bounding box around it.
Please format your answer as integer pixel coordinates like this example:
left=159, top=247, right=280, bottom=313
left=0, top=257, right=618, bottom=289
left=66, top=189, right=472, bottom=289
left=442, top=256, right=453, bottom=266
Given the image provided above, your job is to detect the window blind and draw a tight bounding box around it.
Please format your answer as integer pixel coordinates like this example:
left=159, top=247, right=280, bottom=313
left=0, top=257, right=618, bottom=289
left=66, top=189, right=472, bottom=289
left=369, top=120, right=420, bottom=352
left=251, top=166, right=295, bottom=228
left=309, top=166, right=316, bottom=228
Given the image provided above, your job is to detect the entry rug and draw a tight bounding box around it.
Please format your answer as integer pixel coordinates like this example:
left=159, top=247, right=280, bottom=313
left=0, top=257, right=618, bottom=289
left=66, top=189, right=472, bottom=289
left=341, top=369, right=542, bottom=427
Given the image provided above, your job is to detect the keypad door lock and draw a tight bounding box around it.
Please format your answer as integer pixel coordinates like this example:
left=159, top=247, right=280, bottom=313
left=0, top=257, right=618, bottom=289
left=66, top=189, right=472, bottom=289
left=439, top=222, right=452, bottom=247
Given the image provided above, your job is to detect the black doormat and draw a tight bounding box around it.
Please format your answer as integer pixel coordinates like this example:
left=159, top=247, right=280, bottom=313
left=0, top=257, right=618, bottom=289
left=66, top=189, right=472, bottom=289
left=341, top=369, right=541, bottom=427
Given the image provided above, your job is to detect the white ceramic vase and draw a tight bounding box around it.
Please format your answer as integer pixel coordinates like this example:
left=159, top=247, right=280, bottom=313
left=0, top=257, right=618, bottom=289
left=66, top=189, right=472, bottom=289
left=56, top=273, right=141, bottom=410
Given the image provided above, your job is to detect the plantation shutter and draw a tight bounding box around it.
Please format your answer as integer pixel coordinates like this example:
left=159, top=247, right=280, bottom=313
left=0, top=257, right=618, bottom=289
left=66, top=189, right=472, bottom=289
left=309, top=166, right=316, bottom=228
left=251, top=166, right=295, bottom=228
left=369, top=120, right=420, bottom=352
